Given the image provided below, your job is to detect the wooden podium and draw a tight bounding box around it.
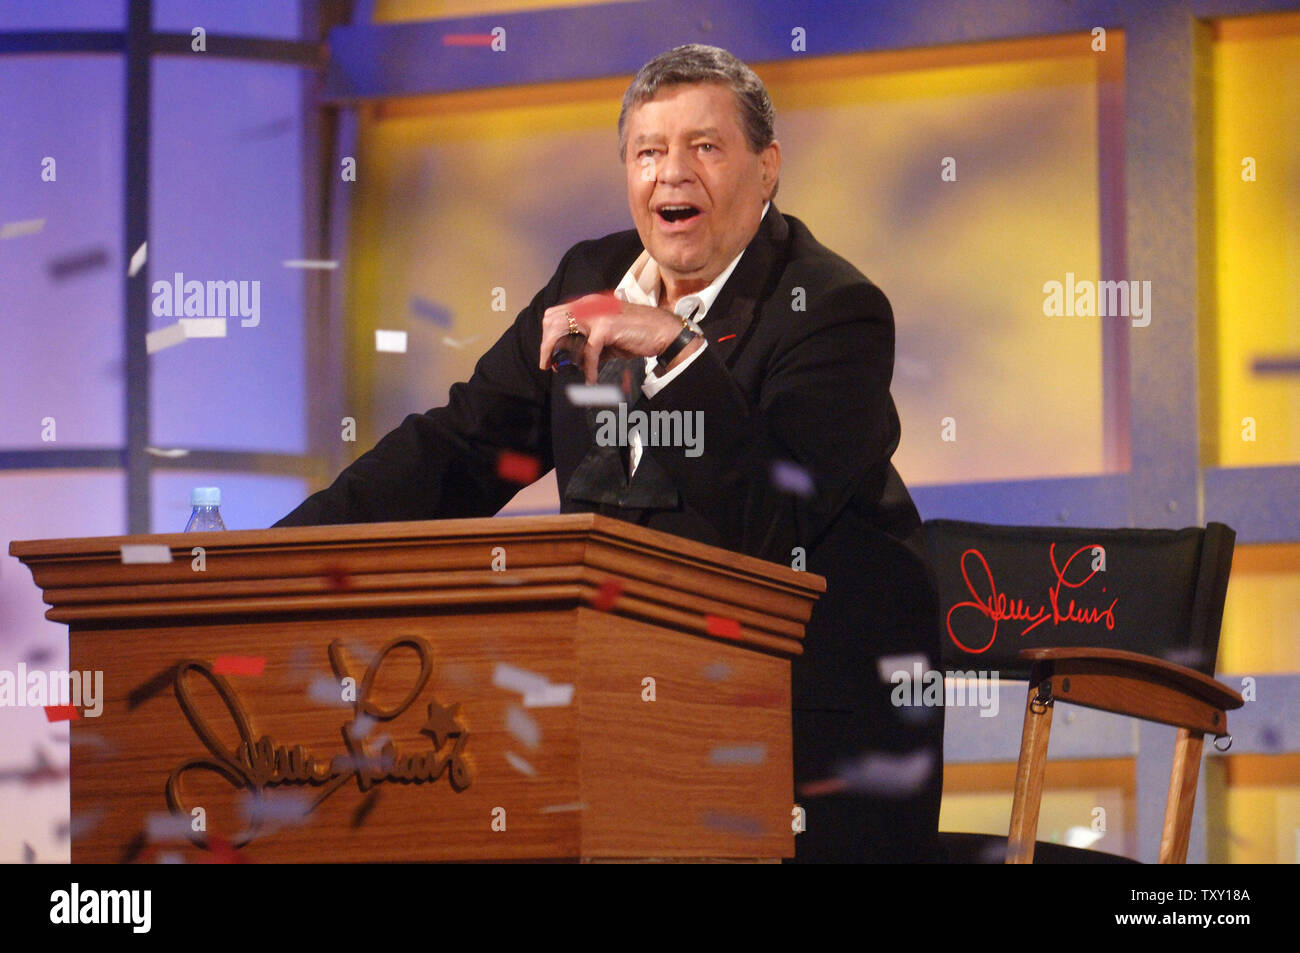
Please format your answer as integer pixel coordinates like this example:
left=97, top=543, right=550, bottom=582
left=10, top=514, right=824, bottom=863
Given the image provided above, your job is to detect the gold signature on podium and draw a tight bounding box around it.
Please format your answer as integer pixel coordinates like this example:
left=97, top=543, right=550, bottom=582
left=165, top=636, right=472, bottom=849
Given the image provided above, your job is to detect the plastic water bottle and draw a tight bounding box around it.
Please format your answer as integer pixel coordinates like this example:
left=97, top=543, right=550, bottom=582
left=185, top=487, right=226, bottom=531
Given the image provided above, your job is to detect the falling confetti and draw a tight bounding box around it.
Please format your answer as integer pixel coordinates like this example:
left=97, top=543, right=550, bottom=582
left=504, top=751, right=536, bottom=776
left=566, top=292, right=621, bottom=321
left=565, top=383, right=622, bottom=406
left=375, top=329, right=407, bottom=353
left=492, top=663, right=551, bottom=696
left=146, top=322, right=187, bottom=354
left=806, top=748, right=936, bottom=798
left=213, top=656, right=266, bottom=677
left=705, top=615, right=742, bottom=640
left=522, top=683, right=574, bottom=708
left=538, top=802, right=585, bottom=814
left=179, top=317, right=226, bottom=338
left=505, top=705, right=541, bottom=750
left=496, top=450, right=540, bottom=484
left=701, top=811, right=764, bottom=836
left=876, top=653, right=927, bottom=682
left=127, top=240, right=147, bottom=277
left=145, top=812, right=193, bottom=843
left=441, top=336, right=478, bottom=349
left=709, top=744, right=767, bottom=765
left=44, top=705, right=79, bottom=722
left=49, top=247, right=109, bottom=280
left=282, top=259, right=338, bottom=269
left=0, top=217, right=44, bottom=239
left=702, top=661, right=732, bottom=682
left=323, top=566, right=354, bottom=591
left=770, top=459, right=815, bottom=497
left=145, top=446, right=190, bottom=458
left=409, top=295, right=453, bottom=326
left=591, top=578, right=624, bottom=611
left=120, top=544, right=173, bottom=564
left=442, top=33, right=495, bottom=46
left=307, top=676, right=349, bottom=707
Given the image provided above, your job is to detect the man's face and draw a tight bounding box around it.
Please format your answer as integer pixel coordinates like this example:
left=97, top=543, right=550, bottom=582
left=624, top=82, right=780, bottom=286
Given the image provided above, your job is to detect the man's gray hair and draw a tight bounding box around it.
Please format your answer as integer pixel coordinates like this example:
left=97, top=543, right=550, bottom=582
left=617, top=44, right=776, bottom=163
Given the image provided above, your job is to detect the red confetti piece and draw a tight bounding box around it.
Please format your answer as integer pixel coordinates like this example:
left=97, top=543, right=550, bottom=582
left=324, top=566, right=354, bottom=591
left=442, top=33, right=495, bottom=46
left=213, top=656, right=266, bottom=676
left=202, top=835, right=253, bottom=864
left=716, top=333, right=737, bottom=342
left=705, top=615, right=742, bottom=640
left=497, top=450, right=540, bottom=484
left=566, top=292, right=621, bottom=322
left=45, top=705, right=80, bottom=722
left=592, top=578, right=624, bottom=611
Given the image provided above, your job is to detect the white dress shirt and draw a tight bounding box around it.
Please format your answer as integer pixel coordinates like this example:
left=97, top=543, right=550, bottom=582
left=613, top=202, right=770, bottom=475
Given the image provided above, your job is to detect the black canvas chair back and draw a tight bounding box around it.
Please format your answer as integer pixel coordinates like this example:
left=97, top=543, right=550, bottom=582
left=923, top=519, right=1236, bottom=680
left=923, top=517, right=1241, bottom=863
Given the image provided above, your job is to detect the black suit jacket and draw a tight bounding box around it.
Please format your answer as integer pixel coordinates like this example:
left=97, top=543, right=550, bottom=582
left=275, top=204, right=944, bottom=861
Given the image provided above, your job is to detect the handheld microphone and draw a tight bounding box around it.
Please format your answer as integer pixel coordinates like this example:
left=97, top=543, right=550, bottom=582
left=549, top=332, right=586, bottom=370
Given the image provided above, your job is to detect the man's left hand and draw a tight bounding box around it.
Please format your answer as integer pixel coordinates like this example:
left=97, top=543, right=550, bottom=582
left=539, top=292, right=697, bottom=384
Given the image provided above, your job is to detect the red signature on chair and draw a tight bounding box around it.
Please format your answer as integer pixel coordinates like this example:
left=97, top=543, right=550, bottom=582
left=946, top=544, right=1118, bottom=654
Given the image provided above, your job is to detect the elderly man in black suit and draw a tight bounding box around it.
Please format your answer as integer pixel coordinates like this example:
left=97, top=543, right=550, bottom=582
left=275, top=43, right=944, bottom=863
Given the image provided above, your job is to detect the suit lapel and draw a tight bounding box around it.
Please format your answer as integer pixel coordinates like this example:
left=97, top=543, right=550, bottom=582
left=699, top=203, right=788, bottom=366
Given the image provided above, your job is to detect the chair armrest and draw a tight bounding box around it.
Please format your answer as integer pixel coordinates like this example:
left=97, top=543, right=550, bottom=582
left=1016, top=647, right=1244, bottom=733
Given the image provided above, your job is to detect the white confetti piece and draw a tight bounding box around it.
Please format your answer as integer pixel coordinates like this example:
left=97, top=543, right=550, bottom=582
left=145, top=812, right=192, bottom=842
left=504, top=750, right=535, bottom=776
left=0, top=218, right=44, bottom=239
left=120, top=544, right=172, bottom=564
left=702, top=661, right=732, bottom=682
left=876, top=653, right=928, bottom=682
left=240, top=793, right=312, bottom=825
left=127, top=240, right=147, bottom=277
left=523, top=683, right=574, bottom=708
left=565, top=384, right=622, bottom=406
left=835, top=748, right=935, bottom=796
left=145, top=447, right=190, bottom=458
left=491, top=663, right=552, bottom=697
left=307, top=675, right=348, bottom=706
left=180, top=317, right=226, bottom=338
left=710, top=744, right=767, bottom=765
left=350, top=713, right=375, bottom=739
left=441, top=336, right=478, bottom=349
left=539, top=802, right=585, bottom=814
left=701, top=810, right=764, bottom=836
left=375, top=329, right=407, bottom=353
left=146, top=322, right=187, bottom=354
left=505, top=705, right=541, bottom=750
left=282, top=259, right=338, bottom=269
left=1064, top=826, right=1104, bottom=849
left=770, top=459, right=814, bottom=497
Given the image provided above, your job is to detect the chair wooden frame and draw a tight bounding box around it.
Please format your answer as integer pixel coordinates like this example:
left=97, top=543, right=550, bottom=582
left=1006, top=647, right=1244, bottom=864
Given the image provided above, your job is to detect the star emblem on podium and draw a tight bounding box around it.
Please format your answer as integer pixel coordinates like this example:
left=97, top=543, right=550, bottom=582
left=420, top=699, right=464, bottom=749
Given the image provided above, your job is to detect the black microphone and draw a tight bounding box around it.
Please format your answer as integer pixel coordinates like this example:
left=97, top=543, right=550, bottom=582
left=549, top=332, right=586, bottom=371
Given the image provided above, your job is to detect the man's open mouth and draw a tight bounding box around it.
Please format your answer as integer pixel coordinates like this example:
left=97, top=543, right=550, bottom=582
left=657, top=204, right=701, bottom=223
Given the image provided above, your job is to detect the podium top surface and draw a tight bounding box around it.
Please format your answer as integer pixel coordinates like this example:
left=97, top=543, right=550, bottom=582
left=11, top=514, right=824, bottom=656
